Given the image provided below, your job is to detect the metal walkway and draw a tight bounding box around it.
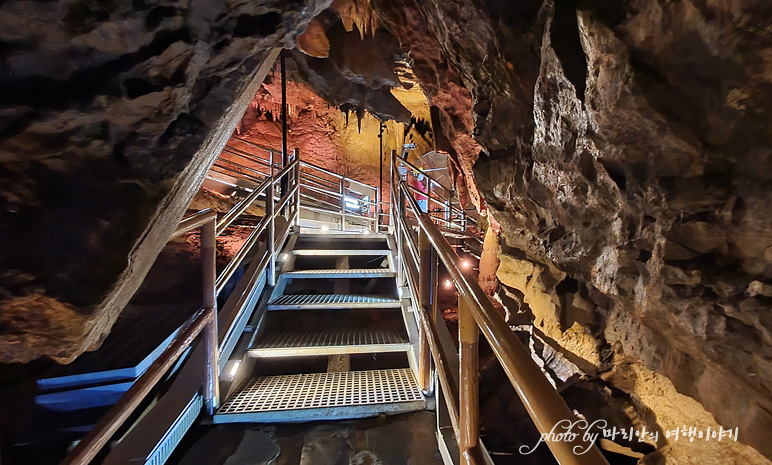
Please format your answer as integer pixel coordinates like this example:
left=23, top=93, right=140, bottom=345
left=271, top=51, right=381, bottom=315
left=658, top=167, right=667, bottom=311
left=213, top=231, right=425, bottom=424
left=54, top=138, right=603, bottom=465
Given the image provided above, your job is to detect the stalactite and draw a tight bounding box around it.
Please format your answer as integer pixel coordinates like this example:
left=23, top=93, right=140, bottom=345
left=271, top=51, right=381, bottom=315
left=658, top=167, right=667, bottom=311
left=356, top=105, right=364, bottom=133
left=332, top=0, right=377, bottom=39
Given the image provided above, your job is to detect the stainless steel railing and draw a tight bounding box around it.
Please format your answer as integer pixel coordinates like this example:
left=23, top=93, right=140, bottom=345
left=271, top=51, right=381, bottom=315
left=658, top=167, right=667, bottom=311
left=297, top=159, right=379, bottom=232
left=60, top=142, right=301, bottom=465
left=390, top=151, right=609, bottom=465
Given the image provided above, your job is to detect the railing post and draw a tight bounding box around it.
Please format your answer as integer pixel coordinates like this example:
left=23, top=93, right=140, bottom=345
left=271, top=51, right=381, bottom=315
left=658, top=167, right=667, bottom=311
left=374, top=186, right=380, bottom=232
left=445, top=188, right=451, bottom=227
left=418, top=228, right=435, bottom=393
left=459, top=295, right=480, bottom=463
left=201, top=219, right=219, bottom=415
left=391, top=151, right=403, bottom=287
left=340, top=176, right=346, bottom=231
left=397, top=179, right=407, bottom=287
left=268, top=150, right=276, bottom=287
left=293, top=148, right=300, bottom=228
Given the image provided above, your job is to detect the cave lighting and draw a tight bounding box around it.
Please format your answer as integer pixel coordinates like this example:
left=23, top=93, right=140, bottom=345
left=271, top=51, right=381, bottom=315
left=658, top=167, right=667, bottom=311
left=229, top=360, right=241, bottom=378
left=461, top=260, right=471, bottom=269
left=444, top=279, right=453, bottom=289
left=344, top=196, right=361, bottom=209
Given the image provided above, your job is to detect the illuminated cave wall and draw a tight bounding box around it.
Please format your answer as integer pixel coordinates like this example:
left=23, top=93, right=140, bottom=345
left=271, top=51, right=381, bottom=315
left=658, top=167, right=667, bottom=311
left=234, top=67, right=435, bottom=198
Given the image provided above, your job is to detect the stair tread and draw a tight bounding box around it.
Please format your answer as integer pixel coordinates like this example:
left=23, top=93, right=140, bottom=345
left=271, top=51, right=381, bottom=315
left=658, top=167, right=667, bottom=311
left=268, top=294, right=400, bottom=307
left=217, top=369, right=423, bottom=415
left=249, top=329, right=409, bottom=357
left=292, top=249, right=388, bottom=256
left=298, top=233, right=387, bottom=240
left=282, top=269, right=395, bottom=278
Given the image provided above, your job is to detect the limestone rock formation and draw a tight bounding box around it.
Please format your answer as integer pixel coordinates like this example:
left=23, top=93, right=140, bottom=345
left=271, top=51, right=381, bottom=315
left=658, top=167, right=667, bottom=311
left=373, top=0, right=772, bottom=460
left=0, top=0, right=332, bottom=363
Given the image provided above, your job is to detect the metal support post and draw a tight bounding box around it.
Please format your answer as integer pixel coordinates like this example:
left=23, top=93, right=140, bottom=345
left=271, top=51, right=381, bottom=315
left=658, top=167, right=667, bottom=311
left=201, top=220, right=219, bottom=415
left=340, top=177, right=346, bottom=231
left=292, top=149, right=300, bottom=226
left=268, top=150, right=276, bottom=287
left=459, top=296, right=480, bottom=464
left=418, top=228, right=435, bottom=393
left=280, top=51, right=289, bottom=198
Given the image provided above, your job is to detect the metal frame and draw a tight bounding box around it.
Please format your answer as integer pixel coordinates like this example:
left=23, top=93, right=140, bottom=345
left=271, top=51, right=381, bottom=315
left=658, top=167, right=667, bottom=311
left=390, top=151, right=610, bottom=465
left=61, top=135, right=608, bottom=465
left=61, top=210, right=220, bottom=465
left=62, top=142, right=302, bottom=465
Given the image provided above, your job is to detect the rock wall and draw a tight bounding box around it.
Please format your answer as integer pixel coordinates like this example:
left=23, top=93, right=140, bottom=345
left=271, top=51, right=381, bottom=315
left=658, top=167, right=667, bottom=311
left=235, top=68, right=434, bottom=199
left=372, top=0, right=772, bottom=461
left=0, top=0, right=331, bottom=363
left=283, top=2, right=772, bottom=457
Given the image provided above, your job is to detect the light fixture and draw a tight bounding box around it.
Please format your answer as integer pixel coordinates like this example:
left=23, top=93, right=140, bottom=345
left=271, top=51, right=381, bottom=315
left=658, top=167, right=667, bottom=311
left=444, top=279, right=453, bottom=289
left=321, top=225, right=329, bottom=231
left=281, top=253, right=289, bottom=261
left=229, top=360, right=241, bottom=378
left=461, top=260, right=471, bottom=269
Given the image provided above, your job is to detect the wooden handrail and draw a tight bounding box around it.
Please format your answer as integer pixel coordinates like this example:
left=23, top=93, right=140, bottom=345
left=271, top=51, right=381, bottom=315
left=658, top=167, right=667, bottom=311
left=63, top=209, right=220, bottom=465
left=393, top=150, right=609, bottom=465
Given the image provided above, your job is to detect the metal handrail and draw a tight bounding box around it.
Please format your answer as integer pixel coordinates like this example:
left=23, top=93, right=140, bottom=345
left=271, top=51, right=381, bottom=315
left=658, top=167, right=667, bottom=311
left=296, top=160, right=379, bottom=231
left=232, top=136, right=275, bottom=154
left=61, top=142, right=303, bottom=465
left=396, top=155, right=465, bottom=219
left=216, top=177, right=271, bottom=236
left=214, top=156, right=269, bottom=179
left=300, top=159, right=377, bottom=191
left=61, top=209, right=221, bottom=465
left=61, top=307, right=216, bottom=465
left=392, top=149, right=609, bottom=465
left=222, top=145, right=273, bottom=167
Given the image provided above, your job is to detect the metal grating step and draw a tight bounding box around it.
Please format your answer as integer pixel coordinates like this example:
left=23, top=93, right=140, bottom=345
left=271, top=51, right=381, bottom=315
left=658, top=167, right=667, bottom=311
left=282, top=269, right=395, bottom=279
left=214, top=369, right=424, bottom=423
left=268, top=294, right=401, bottom=310
left=299, top=233, right=388, bottom=240
left=249, top=329, right=410, bottom=357
left=292, top=249, right=389, bottom=256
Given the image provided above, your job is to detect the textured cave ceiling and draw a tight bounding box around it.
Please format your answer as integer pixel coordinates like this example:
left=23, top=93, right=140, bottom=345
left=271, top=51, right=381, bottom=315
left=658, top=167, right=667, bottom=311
left=2, top=0, right=772, bottom=462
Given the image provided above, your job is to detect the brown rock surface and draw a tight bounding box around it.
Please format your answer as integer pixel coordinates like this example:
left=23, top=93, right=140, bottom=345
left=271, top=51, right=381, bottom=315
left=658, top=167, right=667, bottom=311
left=0, top=0, right=332, bottom=363
left=372, top=0, right=772, bottom=461
left=378, top=0, right=772, bottom=461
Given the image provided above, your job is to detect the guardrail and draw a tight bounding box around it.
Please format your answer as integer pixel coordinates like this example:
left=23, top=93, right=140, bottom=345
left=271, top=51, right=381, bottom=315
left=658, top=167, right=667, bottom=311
left=391, top=151, right=609, bottom=465
left=60, top=144, right=301, bottom=465
left=297, top=159, right=379, bottom=232
left=210, top=139, right=381, bottom=232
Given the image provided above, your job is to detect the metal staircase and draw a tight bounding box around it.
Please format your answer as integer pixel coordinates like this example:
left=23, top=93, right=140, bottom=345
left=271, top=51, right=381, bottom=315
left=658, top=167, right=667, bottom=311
left=214, top=232, right=426, bottom=424
left=53, top=138, right=611, bottom=465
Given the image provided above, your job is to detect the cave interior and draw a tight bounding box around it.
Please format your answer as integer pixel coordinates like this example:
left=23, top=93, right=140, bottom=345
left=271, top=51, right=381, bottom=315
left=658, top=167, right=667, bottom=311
left=1, top=0, right=772, bottom=464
